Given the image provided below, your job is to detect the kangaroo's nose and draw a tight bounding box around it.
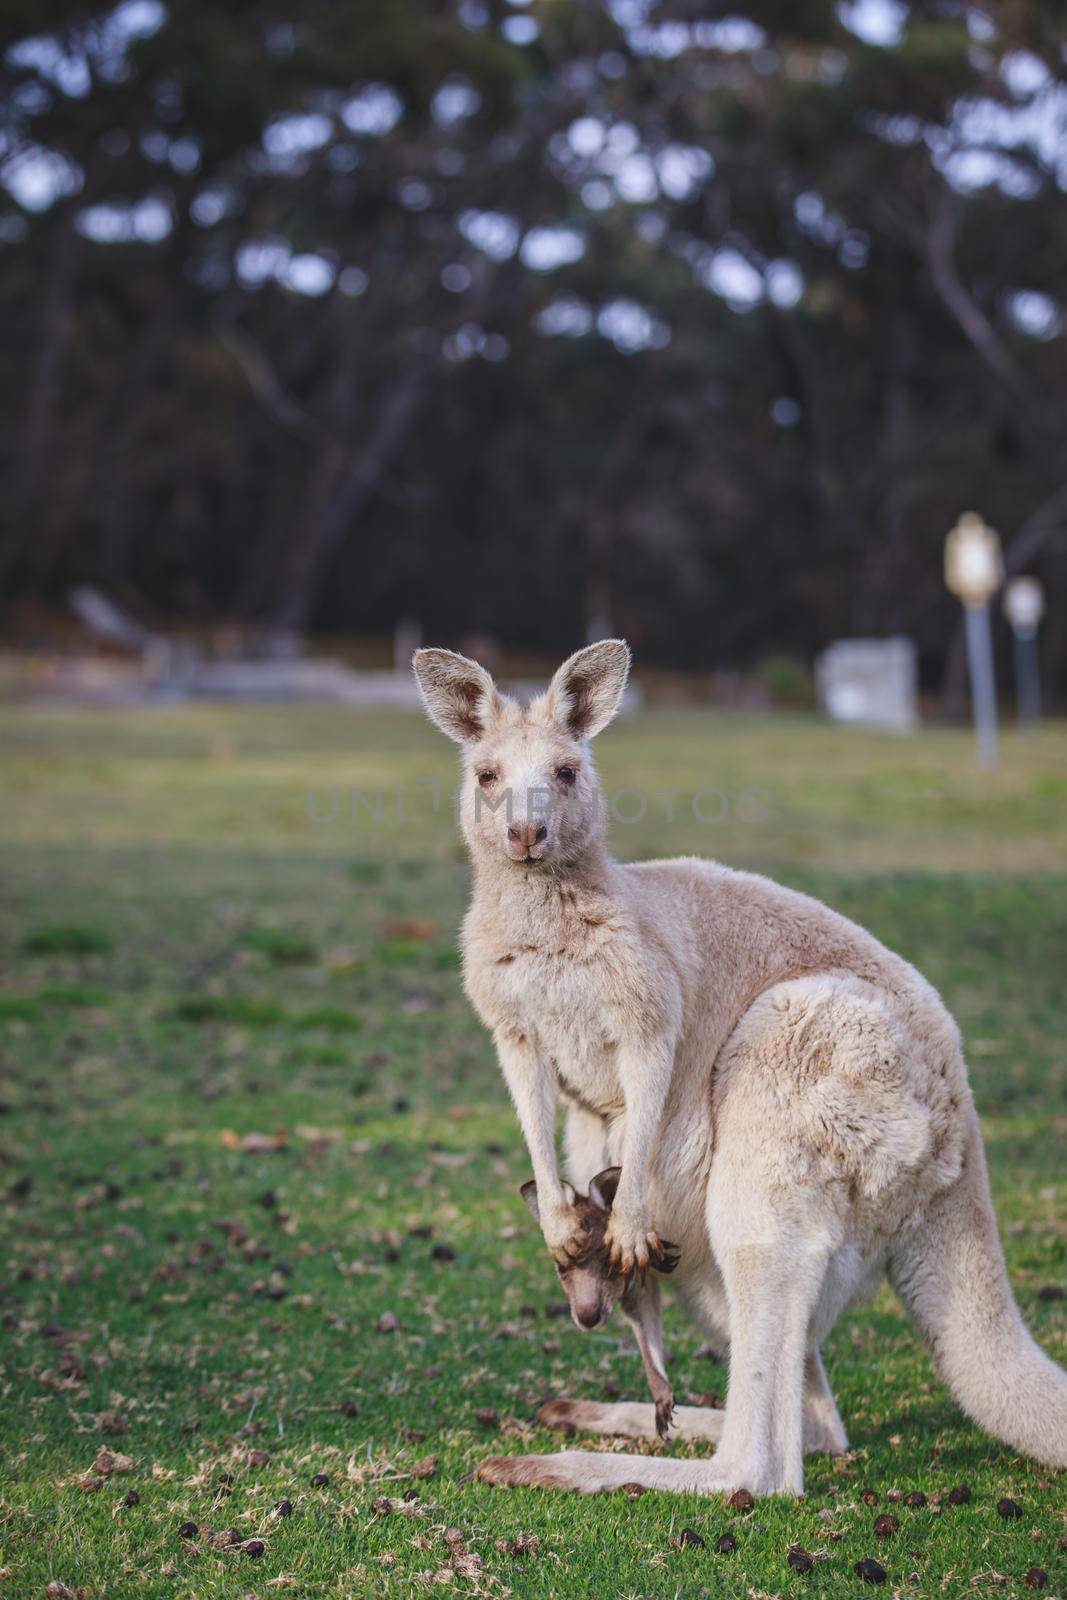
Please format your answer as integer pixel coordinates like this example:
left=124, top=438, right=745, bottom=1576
left=508, top=822, right=547, bottom=849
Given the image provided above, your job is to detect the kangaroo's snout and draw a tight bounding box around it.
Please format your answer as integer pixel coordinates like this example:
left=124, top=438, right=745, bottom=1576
left=507, top=820, right=548, bottom=859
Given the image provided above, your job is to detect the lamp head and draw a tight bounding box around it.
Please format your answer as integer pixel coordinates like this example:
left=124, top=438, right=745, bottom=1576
left=945, top=512, right=1004, bottom=609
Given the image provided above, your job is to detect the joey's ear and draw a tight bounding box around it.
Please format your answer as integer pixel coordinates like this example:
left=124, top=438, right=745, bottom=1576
left=412, top=648, right=503, bottom=744
left=520, top=1179, right=578, bottom=1222
left=546, top=640, right=630, bottom=739
left=588, top=1167, right=622, bottom=1211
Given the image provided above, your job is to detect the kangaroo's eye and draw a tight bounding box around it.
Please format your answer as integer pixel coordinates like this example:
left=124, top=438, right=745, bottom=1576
left=477, top=771, right=497, bottom=788
left=556, top=766, right=576, bottom=785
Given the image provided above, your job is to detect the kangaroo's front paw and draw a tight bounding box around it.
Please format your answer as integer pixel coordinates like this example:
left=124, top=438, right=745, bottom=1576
left=541, top=1209, right=588, bottom=1269
left=604, top=1211, right=665, bottom=1278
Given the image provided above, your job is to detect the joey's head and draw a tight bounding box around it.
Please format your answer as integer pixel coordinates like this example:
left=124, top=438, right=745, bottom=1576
left=520, top=1168, right=625, bottom=1331
left=412, top=640, right=630, bottom=870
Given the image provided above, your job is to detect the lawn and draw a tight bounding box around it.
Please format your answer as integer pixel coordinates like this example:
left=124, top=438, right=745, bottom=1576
left=0, top=701, right=1065, bottom=1600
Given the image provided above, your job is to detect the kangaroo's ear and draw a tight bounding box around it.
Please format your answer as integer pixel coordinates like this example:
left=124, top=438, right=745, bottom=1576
left=588, top=1167, right=622, bottom=1211
left=546, top=641, right=630, bottom=739
left=413, top=648, right=503, bottom=744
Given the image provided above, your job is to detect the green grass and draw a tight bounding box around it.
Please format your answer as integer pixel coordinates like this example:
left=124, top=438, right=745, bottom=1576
left=0, top=703, right=1064, bottom=1599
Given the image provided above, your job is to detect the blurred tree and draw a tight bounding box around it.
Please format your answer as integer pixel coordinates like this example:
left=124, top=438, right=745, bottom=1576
left=0, top=0, right=1064, bottom=695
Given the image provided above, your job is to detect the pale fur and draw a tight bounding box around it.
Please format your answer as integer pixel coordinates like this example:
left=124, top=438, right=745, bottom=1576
left=413, top=641, right=1067, bottom=1497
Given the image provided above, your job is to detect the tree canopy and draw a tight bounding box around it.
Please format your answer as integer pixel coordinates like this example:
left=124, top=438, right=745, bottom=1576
left=1, top=0, right=1065, bottom=691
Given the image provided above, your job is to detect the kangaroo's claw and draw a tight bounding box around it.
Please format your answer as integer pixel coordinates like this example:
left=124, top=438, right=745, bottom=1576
left=655, top=1392, right=675, bottom=1439
left=650, top=1238, right=681, bottom=1274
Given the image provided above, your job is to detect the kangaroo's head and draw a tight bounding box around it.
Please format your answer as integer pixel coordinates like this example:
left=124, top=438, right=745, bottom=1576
left=520, top=1168, right=625, bottom=1330
left=413, top=641, right=630, bottom=870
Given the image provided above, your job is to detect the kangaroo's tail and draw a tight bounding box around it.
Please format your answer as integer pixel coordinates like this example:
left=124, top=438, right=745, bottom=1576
left=888, top=1115, right=1067, bottom=1467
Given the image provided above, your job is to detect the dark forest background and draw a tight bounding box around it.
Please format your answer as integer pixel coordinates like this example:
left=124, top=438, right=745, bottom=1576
left=1, top=0, right=1065, bottom=695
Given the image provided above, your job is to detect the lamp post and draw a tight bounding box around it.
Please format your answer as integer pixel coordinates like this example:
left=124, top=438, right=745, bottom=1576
left=1003, top=576, right=1044, bottom=731
left=944, top=511, right=1003, bottom=768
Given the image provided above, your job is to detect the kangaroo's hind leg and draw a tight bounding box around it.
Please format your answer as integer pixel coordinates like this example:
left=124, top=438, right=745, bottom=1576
left=538, top=1353, right=845, bottom=1454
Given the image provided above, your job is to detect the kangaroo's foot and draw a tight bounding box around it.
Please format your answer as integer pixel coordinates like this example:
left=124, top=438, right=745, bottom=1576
left=477, top=1449, right=784, bottom=1497
left=538, top=1396, right=699, bottom=1442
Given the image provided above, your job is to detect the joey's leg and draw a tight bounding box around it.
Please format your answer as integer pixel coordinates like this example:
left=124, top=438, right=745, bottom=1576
left=495, top=1031, right=582, bottom=1264
left=621, top=1276, right=675, bottom=1437
left=604, top=1038, right=678, bottom=1277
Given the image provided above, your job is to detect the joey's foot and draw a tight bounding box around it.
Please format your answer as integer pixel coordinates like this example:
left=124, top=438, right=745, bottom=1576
left=654, top=1390, right=675, bottom=1439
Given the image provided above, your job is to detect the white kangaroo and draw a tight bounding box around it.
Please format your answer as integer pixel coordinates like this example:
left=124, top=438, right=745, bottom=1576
left=413, top=640, right=1067, bottom=1496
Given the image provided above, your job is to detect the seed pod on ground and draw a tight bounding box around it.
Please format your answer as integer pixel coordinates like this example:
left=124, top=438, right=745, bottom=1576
left=673, top=1527, right=705, bottom=1548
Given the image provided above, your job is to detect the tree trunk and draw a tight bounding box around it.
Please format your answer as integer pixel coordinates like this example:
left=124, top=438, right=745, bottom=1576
left=2, top=197, right=85, bottom=592
left=274, top=357, right=430, bottom=635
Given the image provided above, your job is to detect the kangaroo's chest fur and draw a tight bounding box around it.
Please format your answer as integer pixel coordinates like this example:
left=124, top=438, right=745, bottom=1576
left=463, top=877, right=659, bottom=1117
